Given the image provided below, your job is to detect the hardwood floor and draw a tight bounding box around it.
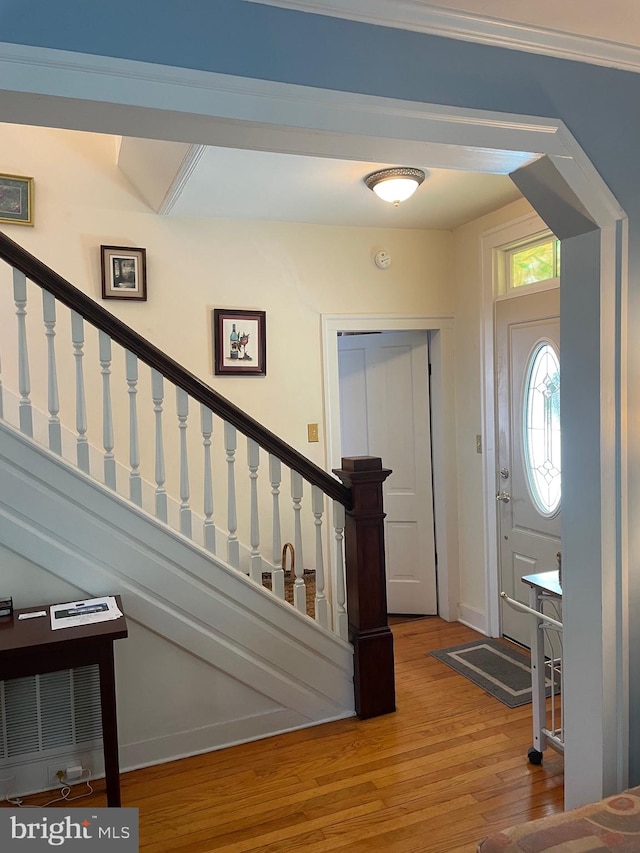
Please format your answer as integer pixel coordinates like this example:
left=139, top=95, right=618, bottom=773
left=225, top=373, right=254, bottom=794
left=11, top=618, right=564, bottom=851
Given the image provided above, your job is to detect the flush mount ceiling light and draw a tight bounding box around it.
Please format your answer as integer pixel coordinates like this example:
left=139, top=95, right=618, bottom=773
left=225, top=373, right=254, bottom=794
left=364, top=167, right=426, bottom=206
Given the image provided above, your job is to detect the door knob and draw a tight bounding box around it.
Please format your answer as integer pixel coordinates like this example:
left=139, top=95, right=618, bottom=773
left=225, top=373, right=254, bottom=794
left=496, top=491, right=511, bottom=503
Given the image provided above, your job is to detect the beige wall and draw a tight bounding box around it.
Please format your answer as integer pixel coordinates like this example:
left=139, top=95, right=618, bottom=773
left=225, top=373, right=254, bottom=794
left=1, top=121, right=540, bottom=630
left=0, top=123, right=454, bottom=470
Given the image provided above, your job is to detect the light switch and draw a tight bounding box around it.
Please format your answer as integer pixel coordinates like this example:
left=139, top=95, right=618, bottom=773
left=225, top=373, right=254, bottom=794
left=307, top=423, right=319, bottom=443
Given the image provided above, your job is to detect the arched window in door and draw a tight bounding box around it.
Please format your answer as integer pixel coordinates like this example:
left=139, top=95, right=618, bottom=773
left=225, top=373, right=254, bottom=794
left=523, top=342, right=561, bottom=516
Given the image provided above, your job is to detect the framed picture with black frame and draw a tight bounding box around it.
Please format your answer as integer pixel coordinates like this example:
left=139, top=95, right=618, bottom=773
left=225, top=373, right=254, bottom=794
left=213, top=309, right=266, bottom=376
left=100, top=245, right=147, bottom=301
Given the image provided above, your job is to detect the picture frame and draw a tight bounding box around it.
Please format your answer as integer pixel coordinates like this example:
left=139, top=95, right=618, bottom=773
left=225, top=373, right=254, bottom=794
left=0, top=173, right=34, bottom=226
left=100, top=245, right=147, bottom=301
left=213, top=309, right=266, bottom=376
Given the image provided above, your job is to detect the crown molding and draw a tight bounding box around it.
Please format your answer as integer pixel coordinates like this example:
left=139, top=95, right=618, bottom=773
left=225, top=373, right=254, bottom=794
left=244, top=0, right=640, bottom=74
left=158, top=145, right=208, bottom=215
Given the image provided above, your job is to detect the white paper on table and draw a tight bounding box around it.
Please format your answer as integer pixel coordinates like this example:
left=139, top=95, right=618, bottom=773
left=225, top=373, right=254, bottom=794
left=50, top=596, right=123, bottom=630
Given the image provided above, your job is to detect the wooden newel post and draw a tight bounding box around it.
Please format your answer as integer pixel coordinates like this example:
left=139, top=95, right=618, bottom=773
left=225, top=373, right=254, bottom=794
left=333, top=456, right=395, bottom=719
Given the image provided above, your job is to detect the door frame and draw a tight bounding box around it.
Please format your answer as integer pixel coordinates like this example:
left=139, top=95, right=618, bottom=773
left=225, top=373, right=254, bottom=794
left=480, top=211, right=558, bottom=638
left=494, top=285, right=561, bottom=647
left=322, top=314, right=459, bottom=621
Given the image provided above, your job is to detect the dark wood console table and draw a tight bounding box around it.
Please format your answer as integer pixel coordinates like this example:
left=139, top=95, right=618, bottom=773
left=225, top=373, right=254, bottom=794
left=0, top=596, right=128, bottom=807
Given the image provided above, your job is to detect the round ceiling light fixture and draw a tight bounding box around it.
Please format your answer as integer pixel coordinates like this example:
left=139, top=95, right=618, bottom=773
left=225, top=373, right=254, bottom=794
left=364, top=167, right=426, bottom=206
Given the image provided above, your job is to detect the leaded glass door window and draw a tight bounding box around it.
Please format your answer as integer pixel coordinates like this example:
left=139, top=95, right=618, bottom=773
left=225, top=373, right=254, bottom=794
left=523, top=343, right=561, bottom=516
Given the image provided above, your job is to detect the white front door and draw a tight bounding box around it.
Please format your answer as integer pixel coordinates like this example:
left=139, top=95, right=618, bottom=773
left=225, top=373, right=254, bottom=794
left=496, top=289, right=561, bottom=646
left=338, top=331, right=437, bottom=615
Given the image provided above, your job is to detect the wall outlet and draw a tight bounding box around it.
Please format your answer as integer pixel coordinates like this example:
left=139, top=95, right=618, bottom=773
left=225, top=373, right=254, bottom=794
left=48, top=765, right=66, bottom=787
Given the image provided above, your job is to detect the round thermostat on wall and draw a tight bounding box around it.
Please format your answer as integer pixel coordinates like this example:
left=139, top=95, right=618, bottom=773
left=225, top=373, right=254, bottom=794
left=374, top=250, right=391, bottom=270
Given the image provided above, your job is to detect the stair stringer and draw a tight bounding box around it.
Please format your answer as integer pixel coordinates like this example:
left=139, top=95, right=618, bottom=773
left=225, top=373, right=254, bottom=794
left=0, top=381, right=278, bottom=573
left=0, top=421, right=355, bottom=731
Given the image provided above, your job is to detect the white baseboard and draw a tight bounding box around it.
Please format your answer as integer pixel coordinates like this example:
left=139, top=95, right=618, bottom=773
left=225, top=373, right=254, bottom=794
left=457, top=603, right=489, bottom=636
left=2, top=708, right=356, bottom=799
left=120, top=707, right=355, bottom=775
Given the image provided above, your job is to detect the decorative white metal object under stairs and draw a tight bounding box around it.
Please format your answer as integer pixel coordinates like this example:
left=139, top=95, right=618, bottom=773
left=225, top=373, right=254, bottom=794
left=0, top=246, right=349, bottom=641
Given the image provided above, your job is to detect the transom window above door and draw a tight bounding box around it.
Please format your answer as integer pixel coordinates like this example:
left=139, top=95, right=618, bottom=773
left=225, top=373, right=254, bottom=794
left=507, top=236, right=561, bottom=290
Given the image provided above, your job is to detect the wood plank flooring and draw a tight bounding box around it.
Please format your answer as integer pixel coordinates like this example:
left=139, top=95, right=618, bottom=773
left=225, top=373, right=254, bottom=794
left=9, top=618, right=564, bottom=851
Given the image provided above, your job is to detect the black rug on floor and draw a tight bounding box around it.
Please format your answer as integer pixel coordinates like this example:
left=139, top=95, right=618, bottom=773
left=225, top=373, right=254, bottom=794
left=429, top=639, right=559, bottom=708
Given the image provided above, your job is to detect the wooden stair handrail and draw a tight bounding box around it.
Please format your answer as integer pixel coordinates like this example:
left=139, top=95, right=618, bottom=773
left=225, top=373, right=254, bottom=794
left=0, top=231, right=350, bottom=507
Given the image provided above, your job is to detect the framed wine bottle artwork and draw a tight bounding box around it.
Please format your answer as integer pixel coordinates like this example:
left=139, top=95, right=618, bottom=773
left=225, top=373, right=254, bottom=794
left=213, top=309, right=267, bottom=376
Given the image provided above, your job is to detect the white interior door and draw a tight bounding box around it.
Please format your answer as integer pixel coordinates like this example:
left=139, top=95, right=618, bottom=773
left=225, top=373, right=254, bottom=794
left=496, top=289, right=561, bottom=646
left=338, top=331, right=437, bottom=615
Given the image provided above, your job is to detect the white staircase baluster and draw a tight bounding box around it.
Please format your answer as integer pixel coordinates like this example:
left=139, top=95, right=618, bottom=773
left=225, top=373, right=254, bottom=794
left=201, top=405, right=216, bottom=554
left=176, top=387, right=192, bottom=538
left=126, top=351, right=142, bottom=506
left=42, top=291, right=61, bottom=454
left=71, top=311, right=90, bottom=473
left=224, top=421, right=240, bottom=569
left=269, top=455, right=285, bottom=600
left=333, top=501, right=348, bottom=641
left=290, top=471, right=306, bottom=614
left=312, top=485, right=329, bottom=629
left=99, top=331, right=116, bottom=490
left=247, top=439, right=262, bottom=582
left=13, top=269, right=32, bottom=437
left=0, top=351, right=3, bottom=420
left=151, top=369, right=167, bottom=522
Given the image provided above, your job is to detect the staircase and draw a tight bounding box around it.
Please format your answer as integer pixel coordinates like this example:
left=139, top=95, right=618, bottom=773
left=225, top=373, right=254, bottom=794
left=0, top=232, right=395, bottom=795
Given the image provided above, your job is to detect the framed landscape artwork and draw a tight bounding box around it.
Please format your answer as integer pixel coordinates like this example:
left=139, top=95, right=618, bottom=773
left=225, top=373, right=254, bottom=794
left=213, top=309, right=266, bottom=376
left=0, top=173, right=33, bottom=226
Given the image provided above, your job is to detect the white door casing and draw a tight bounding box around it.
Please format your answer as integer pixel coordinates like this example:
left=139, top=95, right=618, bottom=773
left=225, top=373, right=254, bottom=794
left=338, top=331, right=437, bottom=615
left=496, top=288, right=561, bottom=646
left=323, top=315, right=458, bottom=624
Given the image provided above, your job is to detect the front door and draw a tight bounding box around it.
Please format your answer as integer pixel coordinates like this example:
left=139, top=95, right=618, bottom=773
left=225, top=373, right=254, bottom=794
left=338, top=331, right=437, bottom=615
left=496, top=289, right=561, bottom=646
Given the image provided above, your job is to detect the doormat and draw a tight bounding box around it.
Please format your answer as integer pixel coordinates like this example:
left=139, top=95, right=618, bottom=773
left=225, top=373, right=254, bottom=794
left=429, top=639, right=560, bottom=708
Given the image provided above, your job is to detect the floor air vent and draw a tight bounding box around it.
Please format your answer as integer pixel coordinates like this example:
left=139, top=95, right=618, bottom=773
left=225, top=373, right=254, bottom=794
left=0, top=666, right=102, bottom=761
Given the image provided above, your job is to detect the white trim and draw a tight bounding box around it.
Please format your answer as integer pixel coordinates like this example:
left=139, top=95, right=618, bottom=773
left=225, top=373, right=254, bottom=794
left=0, top=43, right=565, bottom=174
left=0, top=420, right=354, bottom=718
left=0, top=383, right=278, bottom=574
left=321, top=314, right=457, bottom=621
left=549, top=128, right=626, bottom=227
left=245, top=0, right=640, bottom=74
left=500, top=278, right=560, bottom=300
left=616, top=217, right=630, bottom=792
left=0, top=44, right=621, bottom=227
left=480, top=211, right=549, bottom=639
left=8, top=707, right=357, bottom=799
left=322, top=314, right=454, bottom=471
left=457, top=603, right=488, bottom=636
left=158, top=144, right=207, bottom=215
left=598, top=220, right=629, bottom=794
left=118, top=707, right=354, bottom=772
